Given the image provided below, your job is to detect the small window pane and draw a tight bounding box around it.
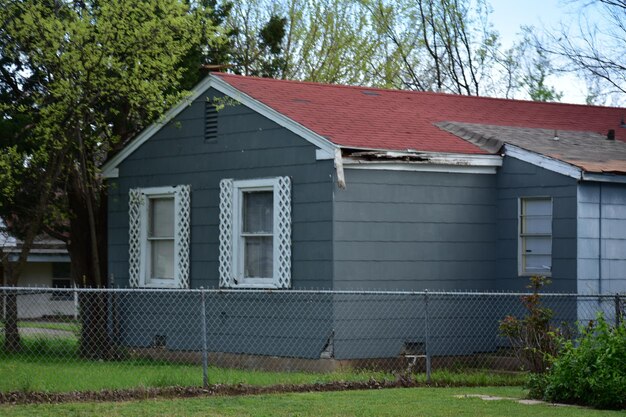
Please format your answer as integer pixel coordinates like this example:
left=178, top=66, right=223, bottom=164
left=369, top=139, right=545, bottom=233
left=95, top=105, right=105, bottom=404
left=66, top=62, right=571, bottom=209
left=52, top=263, right=71, bottom=279
left=524, top=255, right=552, bottom=271
left=243, top=191, right=273, bottom=233
left=150, top=198, right=174, bottom=238
left=151, top=240, right=174, bottom=279
left=524, top=199, right=551, bottom=215
left=524, top=236, right=552, bottom=255
left=523, top=217, right=552, bottom=234
left=244, top=236, right=273, bottom=278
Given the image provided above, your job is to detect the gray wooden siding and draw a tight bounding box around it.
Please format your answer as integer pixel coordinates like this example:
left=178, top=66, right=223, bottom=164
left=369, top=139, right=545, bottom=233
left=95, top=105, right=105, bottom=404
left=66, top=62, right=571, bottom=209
left=114, top=292, right=333, bottom=359
left=577, top=182, right=626, bottom=295
left=108, top=88, right=335, bottom=291
left=496, top=157, right=578, bottom=292
left=330, top=168, right=499, bottom=358
left=332, top=169, right=498, bottom=291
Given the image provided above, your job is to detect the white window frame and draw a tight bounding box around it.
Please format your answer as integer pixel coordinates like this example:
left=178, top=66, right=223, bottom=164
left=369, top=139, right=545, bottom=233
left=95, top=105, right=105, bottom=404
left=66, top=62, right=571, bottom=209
left=231, top=178, right=282, bottom=288
left=518, top=197, right=553, bottom=277
left=219, top=176, right=291, bottom=289
left=138, top=186, right=180, bottom=288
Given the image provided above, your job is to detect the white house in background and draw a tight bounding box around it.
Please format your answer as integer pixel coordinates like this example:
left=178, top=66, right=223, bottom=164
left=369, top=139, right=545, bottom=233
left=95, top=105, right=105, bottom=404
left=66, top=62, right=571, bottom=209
left=1, top=219, right=75, bottom=319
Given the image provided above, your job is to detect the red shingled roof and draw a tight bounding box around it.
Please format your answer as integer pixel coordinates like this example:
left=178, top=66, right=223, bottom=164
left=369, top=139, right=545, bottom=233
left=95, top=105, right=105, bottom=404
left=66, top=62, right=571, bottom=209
left=214, top=73, right=626, bottom=155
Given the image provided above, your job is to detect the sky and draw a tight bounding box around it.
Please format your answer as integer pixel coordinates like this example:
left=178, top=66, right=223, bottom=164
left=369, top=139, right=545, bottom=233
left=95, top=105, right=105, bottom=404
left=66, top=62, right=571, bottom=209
left=489, top=0, right=594, bottom=104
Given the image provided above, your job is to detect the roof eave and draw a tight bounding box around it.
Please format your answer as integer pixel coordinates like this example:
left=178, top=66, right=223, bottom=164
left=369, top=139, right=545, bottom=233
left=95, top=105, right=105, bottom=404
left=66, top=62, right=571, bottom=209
left=342, top=151, right=503, bottom=174
left=581, top=172, right=626, bottom=184
left=504, top=144, right=626, bottom=183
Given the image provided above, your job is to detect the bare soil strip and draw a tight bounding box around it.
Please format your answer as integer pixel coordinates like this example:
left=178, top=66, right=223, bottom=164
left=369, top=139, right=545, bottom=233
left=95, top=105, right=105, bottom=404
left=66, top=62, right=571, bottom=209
left=0, top=379, right=467, bottom=406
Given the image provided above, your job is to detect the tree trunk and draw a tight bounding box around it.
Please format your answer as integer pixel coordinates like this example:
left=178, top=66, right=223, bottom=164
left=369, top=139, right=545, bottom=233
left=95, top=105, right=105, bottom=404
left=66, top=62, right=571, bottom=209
left=1, top=260, right=21, bottom=353
left=68, top=181, right=112, bottom=359
left=3, top=291, right=20, bottom=353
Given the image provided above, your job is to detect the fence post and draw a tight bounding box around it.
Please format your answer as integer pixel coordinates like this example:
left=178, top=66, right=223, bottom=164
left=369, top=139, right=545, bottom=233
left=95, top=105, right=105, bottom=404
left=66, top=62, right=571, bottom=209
left=201, top=289, right=209, bottom=388
left=73, top=284, right=79, bottom=321
left=1, top=287, right=5, bottom=322
left=424, top=290, right=431, bottom=384
left=616, top=293, right=623, bottom=327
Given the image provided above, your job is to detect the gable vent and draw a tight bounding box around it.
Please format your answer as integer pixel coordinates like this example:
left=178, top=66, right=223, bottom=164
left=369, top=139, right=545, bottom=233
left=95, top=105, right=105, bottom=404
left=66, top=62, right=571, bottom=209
left=205, top=101, right=218, bottom=142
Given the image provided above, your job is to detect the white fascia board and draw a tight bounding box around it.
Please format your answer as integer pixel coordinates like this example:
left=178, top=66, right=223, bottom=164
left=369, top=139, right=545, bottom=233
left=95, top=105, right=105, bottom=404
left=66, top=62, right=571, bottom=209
left=581, top=172, right=626, bottom=184
left=209, top=75, right=336, bottom=158
left=342, top=152, right=502, bottom=174
left=101, top=74, right=337, bottom=178
left=504, top=144, right=582, bottom=179
left=8, top=254, right=70, bottom=263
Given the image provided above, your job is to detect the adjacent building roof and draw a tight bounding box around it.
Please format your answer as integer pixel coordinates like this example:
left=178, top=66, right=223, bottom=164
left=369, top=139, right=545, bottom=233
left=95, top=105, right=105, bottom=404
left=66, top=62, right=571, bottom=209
left=436, top=122, right=626, bottom=174
left=1, top=220, right=69, bottom=262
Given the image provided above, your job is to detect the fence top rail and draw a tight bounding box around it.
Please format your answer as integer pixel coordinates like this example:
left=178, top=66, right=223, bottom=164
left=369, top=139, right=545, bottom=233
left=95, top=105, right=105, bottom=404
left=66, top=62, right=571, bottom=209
left=0, top=286, right=621, bottom=298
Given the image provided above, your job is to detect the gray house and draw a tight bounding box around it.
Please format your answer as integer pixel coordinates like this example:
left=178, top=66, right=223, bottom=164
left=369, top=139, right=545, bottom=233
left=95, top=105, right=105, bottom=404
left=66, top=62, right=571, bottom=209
left=1, top=220, right=74, bottom=319
left=101, top=73, right=626, bottom=360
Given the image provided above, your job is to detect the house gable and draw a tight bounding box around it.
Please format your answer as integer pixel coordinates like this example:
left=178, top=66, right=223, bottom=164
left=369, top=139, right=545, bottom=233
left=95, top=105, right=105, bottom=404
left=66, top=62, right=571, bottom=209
left=101, top=75, right=337, bottom=178
left=108, top=87, right=335, bottom=290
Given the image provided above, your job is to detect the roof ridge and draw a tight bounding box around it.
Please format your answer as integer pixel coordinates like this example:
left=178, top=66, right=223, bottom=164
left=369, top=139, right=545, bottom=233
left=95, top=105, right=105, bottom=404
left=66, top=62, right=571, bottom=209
left=212, top=72, right=626, bottom=110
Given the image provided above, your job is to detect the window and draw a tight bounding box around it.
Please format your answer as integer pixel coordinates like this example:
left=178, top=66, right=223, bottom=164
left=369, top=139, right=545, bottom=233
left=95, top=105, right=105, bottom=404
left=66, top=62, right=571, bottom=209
left=219, top=177, right=291, bottom=288
left=51, top=263, right=72, bottom=300
left=128, top=185, right=190, bottom=288
left=147, top=194, right=175, bottom=283
left=519, top=197, right=552, bottom=276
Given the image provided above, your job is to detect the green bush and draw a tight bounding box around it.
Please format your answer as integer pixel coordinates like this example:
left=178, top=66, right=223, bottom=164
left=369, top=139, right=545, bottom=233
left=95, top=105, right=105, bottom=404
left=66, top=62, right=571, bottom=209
left=536, top=314, right=626, bottom=409
left=499, top=276, right=564, bottom=373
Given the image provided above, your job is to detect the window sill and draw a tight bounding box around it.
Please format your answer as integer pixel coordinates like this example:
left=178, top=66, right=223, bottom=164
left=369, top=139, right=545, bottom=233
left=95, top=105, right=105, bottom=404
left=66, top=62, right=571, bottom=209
left=138, top=281, right=181, bottom=289
left=222, top=282, right=282, bottom=290
left=519, top=272, right=552, bottom=277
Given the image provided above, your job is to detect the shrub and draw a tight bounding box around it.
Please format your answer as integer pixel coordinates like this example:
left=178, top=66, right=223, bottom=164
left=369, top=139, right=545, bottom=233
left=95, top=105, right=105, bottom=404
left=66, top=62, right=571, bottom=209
left=539, top=315, right=626, bottom=409
left=499, top=276, right=564, bottom=373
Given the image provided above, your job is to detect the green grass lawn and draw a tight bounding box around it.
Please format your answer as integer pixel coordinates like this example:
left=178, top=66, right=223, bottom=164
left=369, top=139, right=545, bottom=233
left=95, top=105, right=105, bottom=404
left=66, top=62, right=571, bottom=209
left=16, top=321, right=80, bottom=333
left=2, top=387, right=625, bottom=417
left=0, top=335, right=525, bottom=393
left=0, top=352, right=524, bottom=393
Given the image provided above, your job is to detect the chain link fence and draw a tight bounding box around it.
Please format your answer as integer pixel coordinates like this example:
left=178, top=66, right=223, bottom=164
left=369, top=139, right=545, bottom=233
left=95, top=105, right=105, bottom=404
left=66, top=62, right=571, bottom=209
left=1, top=287, right=624, bottom=392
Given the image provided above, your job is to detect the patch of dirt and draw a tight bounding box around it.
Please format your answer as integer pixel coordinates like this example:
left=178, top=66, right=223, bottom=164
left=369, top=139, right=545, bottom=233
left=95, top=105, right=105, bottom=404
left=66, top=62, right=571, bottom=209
left=0, top=379, right=427, bottom=405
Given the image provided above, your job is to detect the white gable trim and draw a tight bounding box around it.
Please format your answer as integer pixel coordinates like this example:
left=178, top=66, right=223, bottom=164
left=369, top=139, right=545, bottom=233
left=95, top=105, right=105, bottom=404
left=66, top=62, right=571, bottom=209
left=503, top=144, right=582, bottom=179
left=101, top=74, right=336, bottom=178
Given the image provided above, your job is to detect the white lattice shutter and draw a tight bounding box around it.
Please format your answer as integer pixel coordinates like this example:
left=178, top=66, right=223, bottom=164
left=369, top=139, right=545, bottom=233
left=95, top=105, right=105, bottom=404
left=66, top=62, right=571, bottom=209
left=175, top=185, right=191, bottom=288
left=275, top=176, right=292, bottom=288
left=219, top=179, right=234, bottom=287
left=128, top=189, right=143, bottom=288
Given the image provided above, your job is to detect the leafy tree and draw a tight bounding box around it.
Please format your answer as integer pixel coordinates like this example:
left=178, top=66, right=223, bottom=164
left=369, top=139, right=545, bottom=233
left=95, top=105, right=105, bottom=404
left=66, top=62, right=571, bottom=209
left=0, top=0, right=211, bottom=355
left=284, top=0, right=382, bottom=85
left=179, top=0, right=236, bottom=89
left=521, top=48, right=563, bottom=102
left=225, top=0, right=288, bottom=78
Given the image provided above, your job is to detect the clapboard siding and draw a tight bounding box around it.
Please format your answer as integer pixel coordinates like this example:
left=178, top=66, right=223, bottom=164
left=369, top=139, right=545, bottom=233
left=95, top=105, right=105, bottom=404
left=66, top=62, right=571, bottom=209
left=332, top=169, right=497, bottom=291
left=496, top=157, right=578, bottom=292
left=577, top=182, right=626, bottom=296
left=108, top=88, right=335, bottom=291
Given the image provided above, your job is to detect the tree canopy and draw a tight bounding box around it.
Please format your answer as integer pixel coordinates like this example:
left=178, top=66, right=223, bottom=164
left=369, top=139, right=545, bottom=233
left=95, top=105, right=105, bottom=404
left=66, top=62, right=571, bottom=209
left=536, top=0, right=626, bottom=104
left=0, top=0, right=215, bottom=352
